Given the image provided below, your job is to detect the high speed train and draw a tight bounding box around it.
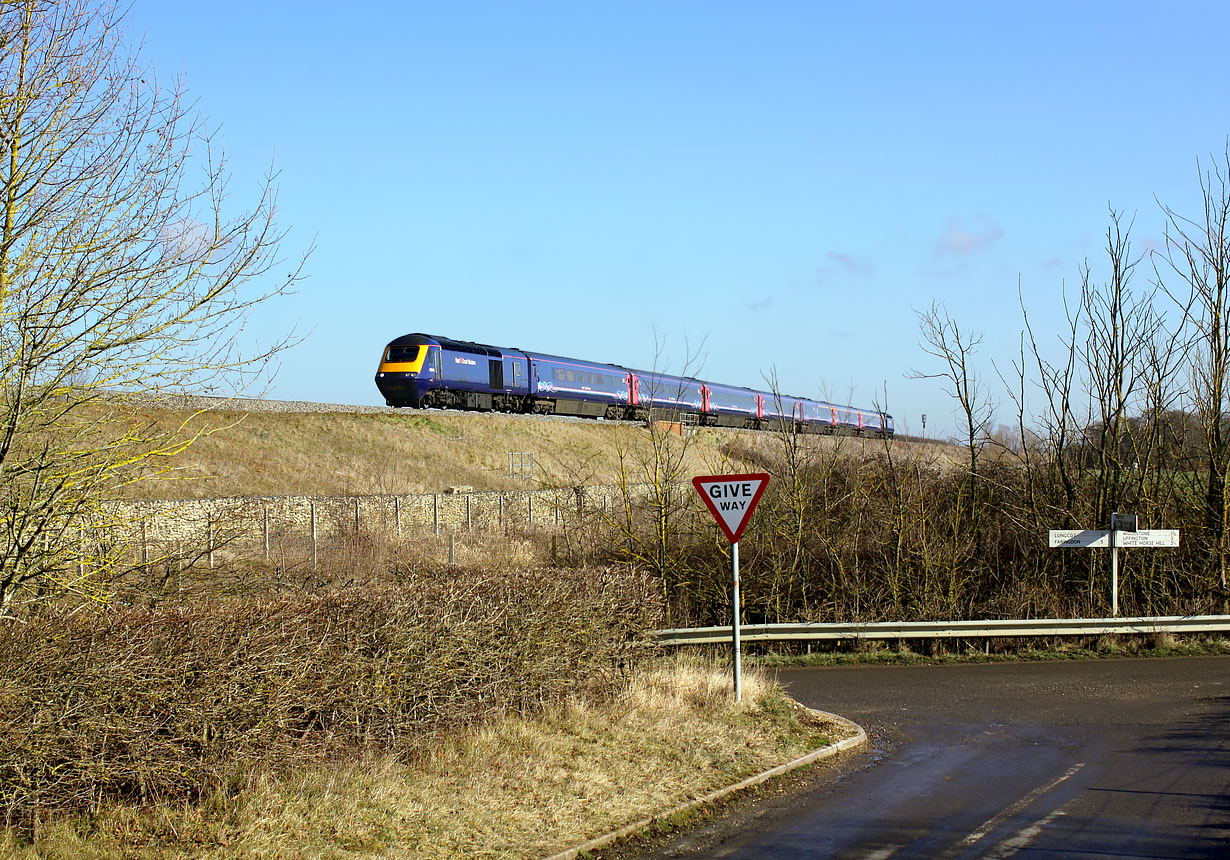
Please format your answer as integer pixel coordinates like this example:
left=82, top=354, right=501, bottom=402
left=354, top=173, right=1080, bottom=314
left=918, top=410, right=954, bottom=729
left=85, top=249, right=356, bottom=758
left=374, top=332, right=893, bottom=437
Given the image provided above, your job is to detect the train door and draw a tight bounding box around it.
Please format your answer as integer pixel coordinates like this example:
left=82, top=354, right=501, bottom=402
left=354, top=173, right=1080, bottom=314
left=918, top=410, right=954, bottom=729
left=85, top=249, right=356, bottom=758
left=512, top=360, right=525, bottom=391
left=489, top=359, right=504, bottom=390
left=430, top=347, right=442, bottom=378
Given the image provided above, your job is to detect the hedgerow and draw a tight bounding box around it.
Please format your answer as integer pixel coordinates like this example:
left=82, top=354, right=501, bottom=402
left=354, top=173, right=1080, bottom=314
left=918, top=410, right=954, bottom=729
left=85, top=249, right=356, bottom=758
left=0, top=566, right=660, bottom=830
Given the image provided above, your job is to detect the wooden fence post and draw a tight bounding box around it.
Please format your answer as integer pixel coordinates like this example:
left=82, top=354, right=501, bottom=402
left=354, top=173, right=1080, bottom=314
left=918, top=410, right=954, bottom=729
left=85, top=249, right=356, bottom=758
left=310, top=501, right=317, bottom=571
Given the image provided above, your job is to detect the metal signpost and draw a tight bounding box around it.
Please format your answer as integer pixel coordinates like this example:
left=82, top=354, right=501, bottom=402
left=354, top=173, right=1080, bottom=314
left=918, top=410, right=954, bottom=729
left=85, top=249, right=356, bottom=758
left=692, top=473, right=770, bottom=702
left=1049, top=513, right=1180, bottom=616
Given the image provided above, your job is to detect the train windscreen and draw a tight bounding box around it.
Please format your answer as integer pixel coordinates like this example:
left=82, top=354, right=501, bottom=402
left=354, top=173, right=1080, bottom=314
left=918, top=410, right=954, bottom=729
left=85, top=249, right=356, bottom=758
left=386, top=345, right=421, bottom=363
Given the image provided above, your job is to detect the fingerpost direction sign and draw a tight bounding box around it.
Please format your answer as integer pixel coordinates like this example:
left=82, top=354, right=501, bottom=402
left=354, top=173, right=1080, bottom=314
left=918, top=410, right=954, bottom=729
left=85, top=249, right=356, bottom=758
left=692, top=473, right=770, bottom=543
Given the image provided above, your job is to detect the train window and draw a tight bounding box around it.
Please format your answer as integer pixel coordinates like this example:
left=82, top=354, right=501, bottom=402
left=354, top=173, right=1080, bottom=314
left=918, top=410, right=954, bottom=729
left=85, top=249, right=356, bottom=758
left=567, top=371, right=575, bottom=382
left=587, top=373, right=595, bottom=384
left=386, top=345, right=420, bottom=363
left=555, top=368, right=565, bottom=381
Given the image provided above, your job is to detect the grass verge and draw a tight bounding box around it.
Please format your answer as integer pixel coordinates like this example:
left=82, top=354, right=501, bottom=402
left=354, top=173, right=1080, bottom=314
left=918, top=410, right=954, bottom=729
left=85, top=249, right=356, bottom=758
left=0, top=657, right=853, bottom=860
left=754, top=636, right=1230, bottom=667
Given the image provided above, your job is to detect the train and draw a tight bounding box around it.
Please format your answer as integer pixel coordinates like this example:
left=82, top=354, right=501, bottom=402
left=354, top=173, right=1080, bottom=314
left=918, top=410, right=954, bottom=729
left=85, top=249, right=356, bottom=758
left=374, top=332, right=894, bottom=437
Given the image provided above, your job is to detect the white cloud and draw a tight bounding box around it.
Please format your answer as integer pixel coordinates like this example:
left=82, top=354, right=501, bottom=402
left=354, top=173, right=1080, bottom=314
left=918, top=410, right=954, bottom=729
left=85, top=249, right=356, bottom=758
left=935, top=215, right=1004, bottom=257
left=816, top=249, right=874, bottom=287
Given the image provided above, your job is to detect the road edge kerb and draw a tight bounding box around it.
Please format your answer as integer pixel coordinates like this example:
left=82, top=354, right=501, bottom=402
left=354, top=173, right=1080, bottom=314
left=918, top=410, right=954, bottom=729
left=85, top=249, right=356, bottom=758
left=541, top=708, right=868, bottom=860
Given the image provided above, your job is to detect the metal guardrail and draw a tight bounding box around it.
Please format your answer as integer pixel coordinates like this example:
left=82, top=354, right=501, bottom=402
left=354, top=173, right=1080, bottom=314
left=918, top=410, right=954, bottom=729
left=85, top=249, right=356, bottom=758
left=652, top=615, right=1230, bottom=646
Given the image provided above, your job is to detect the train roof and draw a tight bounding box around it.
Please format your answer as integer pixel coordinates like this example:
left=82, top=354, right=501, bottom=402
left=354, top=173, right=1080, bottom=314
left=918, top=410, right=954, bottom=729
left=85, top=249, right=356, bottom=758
left=387, top=333, right=516, bottom=359
left=519, top=350, right=626, bottom=371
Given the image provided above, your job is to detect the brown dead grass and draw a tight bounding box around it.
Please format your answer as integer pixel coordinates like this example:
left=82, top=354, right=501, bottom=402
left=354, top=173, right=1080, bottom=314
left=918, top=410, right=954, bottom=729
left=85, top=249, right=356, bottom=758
left=0, top=657, right=851, bottom=860
left=113, top=405, right=948, bottom=499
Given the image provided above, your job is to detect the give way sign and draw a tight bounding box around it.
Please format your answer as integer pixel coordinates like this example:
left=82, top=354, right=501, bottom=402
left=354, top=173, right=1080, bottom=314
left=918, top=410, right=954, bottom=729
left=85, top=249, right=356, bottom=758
left=692, top=473, right=770, bottom=543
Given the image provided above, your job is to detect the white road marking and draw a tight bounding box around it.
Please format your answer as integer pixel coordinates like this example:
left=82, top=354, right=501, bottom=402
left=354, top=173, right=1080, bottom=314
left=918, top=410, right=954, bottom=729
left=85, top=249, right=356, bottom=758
left=960, top=763, right=1085, bottom=847
left=857, top=848, right=899, bottom=860
left=982, top=806, right=1071, bottom=859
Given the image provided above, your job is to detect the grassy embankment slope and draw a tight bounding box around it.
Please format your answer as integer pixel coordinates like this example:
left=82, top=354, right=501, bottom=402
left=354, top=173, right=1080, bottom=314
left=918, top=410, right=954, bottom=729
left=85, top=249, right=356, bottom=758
left=117, top=402, right=932, bottom=499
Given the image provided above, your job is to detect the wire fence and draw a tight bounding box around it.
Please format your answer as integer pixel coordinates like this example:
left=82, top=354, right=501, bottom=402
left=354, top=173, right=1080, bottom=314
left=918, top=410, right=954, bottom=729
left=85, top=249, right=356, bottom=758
left=99, top=485, right=631, bottom=573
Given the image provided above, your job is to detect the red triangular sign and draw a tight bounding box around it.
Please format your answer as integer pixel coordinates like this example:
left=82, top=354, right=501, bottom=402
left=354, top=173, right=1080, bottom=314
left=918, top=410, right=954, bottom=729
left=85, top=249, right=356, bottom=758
left=692, top=473, right=770, bottom=543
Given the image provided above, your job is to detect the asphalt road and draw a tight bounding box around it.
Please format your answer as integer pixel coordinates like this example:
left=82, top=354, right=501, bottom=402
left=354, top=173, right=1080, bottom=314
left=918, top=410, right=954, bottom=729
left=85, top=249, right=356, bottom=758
left=635, top=657, right=1230, bottom=859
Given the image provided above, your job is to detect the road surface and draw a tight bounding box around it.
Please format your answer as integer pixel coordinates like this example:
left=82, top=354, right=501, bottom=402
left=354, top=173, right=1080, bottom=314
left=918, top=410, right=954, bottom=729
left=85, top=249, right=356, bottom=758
left=635, top=656, right=1229, bottom=859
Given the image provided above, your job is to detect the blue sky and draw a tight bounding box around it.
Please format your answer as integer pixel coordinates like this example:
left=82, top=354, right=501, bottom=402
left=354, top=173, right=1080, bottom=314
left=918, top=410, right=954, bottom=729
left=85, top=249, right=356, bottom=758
left=132, top=1, right=1230, bottom=437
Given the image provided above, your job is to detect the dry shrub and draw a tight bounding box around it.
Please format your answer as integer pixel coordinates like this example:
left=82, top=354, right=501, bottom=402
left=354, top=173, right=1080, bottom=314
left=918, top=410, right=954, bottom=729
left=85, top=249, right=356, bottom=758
left=0, top=566, right=662, bottom=831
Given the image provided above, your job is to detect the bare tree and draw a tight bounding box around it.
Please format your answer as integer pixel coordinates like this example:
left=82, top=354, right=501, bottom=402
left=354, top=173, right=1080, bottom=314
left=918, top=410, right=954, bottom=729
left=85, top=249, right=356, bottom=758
left=602, top=332, right=710, bottom=622
left=1159, top=148, right=1230, bottom=593
left=909, top=302, right=994, bottom=534
left=1077, top=211, right=1161, bottom=525
left=0, top=0, right=304, bottom=612
left=1021, top=278, right=1085, bottom=524
left=752, top=368, right=825, bottom=621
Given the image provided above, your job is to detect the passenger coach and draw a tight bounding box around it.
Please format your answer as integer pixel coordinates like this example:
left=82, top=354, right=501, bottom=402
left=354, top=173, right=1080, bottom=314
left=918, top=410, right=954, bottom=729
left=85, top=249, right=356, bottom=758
left=374, top=332, right=894, bottom=437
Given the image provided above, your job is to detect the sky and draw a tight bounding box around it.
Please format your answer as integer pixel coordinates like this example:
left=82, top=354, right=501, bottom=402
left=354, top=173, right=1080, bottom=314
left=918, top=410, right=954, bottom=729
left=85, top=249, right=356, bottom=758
left=130, top=0, right=1230, bottom=438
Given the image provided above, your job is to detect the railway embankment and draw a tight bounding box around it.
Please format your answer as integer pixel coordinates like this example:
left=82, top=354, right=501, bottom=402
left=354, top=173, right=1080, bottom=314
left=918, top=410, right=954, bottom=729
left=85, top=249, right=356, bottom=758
left=112, top=396, right=941, bottom=500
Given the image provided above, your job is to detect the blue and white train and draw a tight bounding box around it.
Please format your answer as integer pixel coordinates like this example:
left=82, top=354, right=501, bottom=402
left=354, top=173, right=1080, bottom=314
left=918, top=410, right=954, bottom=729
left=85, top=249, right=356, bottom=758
left=374, top=333, right=893, bottom=437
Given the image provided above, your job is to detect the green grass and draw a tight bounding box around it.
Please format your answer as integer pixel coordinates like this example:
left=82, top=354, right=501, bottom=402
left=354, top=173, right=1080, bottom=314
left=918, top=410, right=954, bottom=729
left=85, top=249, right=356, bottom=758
left=753, top=636, right=1230, bottom=667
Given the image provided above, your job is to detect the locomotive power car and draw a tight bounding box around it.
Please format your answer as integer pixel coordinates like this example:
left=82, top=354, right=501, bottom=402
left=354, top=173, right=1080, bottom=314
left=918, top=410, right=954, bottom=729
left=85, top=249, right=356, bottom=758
left=374, top=332, right=893, bottom=437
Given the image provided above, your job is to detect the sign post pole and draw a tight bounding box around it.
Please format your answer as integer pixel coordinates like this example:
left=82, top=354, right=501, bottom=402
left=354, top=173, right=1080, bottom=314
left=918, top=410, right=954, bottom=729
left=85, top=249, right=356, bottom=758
left=1109, top=512, right=1137, bottom=617
left=692, top=473, right=769, bottom=704
left=731, top=539, right=741, bottom=702
left=1111, top=526, right=1119, bottom=617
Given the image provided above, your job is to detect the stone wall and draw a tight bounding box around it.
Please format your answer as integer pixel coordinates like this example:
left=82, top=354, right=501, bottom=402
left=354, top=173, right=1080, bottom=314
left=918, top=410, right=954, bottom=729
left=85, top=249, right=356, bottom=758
left=101, top=485, right=634, bottom=558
